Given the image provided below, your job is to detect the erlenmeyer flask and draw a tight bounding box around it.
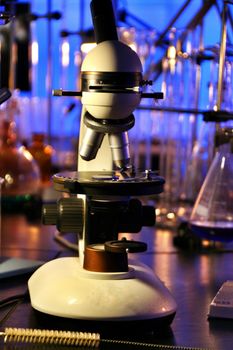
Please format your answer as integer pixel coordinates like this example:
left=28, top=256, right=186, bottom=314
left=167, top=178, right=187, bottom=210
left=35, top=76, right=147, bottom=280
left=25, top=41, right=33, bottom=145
left=189, top=127, right=233, bottom=242
left=177, top=45, right=233, bottom=224
left=178, top=119, right=216, bottom=217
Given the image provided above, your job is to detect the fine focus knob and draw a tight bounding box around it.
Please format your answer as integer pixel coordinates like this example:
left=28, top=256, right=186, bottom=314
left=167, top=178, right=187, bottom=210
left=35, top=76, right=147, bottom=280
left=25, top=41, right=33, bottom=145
left=42, top=197, right=84, bottom=233
left=42, top=203, right=57, bottom=225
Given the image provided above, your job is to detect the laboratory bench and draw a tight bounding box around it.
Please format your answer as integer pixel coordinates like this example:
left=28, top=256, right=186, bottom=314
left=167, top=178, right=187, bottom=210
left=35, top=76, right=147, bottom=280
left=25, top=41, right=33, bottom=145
left=1, top=210, right=233, bottom=350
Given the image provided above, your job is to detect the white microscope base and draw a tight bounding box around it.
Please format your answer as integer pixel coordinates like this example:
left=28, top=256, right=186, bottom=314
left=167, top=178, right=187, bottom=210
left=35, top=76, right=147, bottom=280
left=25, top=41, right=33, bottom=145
left=28, top=257, right=177, bottom=322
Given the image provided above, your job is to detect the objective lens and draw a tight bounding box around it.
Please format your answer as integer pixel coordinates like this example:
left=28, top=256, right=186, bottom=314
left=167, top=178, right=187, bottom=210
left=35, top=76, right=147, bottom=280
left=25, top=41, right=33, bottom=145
left=79, top=127, right=104, bottom=161
left=108, top=132, right=130, bottom=169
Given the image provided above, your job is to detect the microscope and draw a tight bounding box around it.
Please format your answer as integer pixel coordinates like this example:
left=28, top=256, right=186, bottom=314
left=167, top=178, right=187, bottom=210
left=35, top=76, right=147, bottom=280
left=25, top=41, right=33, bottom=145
left=28, top=0, right=177, bottom=326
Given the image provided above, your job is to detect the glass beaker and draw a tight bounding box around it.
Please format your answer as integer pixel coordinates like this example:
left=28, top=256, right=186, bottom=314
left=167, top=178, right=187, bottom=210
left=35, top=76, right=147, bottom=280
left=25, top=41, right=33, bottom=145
left=189, top=127, right=233, bottom=242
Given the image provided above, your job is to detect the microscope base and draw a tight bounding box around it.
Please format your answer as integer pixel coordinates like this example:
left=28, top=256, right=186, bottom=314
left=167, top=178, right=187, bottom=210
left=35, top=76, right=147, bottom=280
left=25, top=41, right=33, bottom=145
left=28, top=257, right=177, bottom=322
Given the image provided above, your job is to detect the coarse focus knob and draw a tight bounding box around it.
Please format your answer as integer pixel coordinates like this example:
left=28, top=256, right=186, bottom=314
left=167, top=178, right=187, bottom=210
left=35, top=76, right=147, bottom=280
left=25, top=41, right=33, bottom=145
left=42, top=198, right=84, bottom=233
left=118, top=199, right=155, bottom=233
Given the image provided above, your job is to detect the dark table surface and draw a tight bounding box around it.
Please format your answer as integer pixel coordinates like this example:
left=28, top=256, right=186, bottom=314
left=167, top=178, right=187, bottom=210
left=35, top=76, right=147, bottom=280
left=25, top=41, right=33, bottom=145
left=1, top=207, right=233, bottom=350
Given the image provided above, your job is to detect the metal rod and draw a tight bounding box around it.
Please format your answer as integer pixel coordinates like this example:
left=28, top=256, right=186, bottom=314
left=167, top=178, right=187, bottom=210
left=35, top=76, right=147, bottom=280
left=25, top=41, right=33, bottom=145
left=137, top=105, right=233, bottom=121
left=178, top=0, right=216, bottom=45
left=117, top=8, right=153, bottom=30
left=191, top=20, right=204, bottom=146
left=52, top=89, right=82, bottom=96
left=47, top=0, right=52, bottom=144
left=214, top=1, right=232, bottom=45
left=151, top=0, right=216, bottom=81
left=79, top=0, right=84, bottom=31
left=138, top=105, right=204, bottom=115
left=8, top=7, right=16, bottom=91
left=52, top=90, right=164, bottom=99
left=217, top=3, right=227, bottom=111
left=154, top=0, right=192, bottom=47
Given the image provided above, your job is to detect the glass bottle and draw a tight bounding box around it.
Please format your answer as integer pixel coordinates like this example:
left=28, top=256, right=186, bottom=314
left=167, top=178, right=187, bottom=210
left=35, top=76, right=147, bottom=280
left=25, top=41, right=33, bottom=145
left=189, top=127, right=233, bottom=242
left=27, top=132, right=54, bottom=183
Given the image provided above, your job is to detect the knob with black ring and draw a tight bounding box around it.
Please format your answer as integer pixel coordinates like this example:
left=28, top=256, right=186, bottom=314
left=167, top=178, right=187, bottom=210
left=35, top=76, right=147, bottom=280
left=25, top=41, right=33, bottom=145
left=105, top=237, right=147, bottom=253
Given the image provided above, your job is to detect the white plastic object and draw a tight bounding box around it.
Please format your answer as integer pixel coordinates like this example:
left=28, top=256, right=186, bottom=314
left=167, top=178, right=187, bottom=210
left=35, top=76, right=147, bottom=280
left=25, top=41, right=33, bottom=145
left=28, top=257, right=177, bottom=321
left=209, top=280, right=233, bottom=319
left=81, top=40, right=142, bottom=119
left=81, top=40, right=142, bottom=73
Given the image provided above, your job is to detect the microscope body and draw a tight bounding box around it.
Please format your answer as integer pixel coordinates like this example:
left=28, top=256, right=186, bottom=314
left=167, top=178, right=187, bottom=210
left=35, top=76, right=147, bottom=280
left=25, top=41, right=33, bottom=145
left=28, top=0, right=177, bottom=325
left=77, top=38, right=146, bottom=262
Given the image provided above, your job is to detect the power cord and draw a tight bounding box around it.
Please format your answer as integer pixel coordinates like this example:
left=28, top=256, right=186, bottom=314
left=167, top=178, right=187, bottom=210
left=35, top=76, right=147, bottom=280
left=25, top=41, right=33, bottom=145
left=0, top=289, right=29, bottom=326
left=0, top=251, right=63, bottom=327
left=53, top=230, right=79, bottom=252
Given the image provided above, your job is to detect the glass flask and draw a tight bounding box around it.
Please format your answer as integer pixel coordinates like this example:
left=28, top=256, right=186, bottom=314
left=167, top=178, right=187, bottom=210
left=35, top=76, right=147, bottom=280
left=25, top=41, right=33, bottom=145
left=189, top=127, right=233, bottom=242
left=177, top=119, right=216, bottom=221
left=155, top=27, right=201, bottom=227
left=177, top=46, right=233, bottom=224
left=0, top=117, right=41, bottom=216
left=27, top=132, right=53, bottom=183
left=0, top=177, right=4, bottom=256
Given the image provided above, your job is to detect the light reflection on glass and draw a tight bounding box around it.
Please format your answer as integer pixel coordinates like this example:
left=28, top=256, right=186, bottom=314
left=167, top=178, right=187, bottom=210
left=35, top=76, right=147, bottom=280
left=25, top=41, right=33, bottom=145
left=31, top=41, right=39, bottom=65
left=61, top=40, right=70, bottom=67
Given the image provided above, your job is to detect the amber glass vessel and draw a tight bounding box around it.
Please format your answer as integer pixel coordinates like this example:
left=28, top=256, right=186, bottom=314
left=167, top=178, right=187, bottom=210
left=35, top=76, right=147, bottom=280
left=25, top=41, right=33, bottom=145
left=0, top=120, right=40, bottom=195
left=27, top=133, right=53, bottom=183
left=0, top=120, right=41, bottom=217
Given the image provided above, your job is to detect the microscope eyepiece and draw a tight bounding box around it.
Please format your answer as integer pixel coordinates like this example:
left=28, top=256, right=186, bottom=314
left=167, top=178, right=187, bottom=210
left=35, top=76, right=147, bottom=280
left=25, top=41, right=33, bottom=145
left=90, top=0, right=118, bottom=44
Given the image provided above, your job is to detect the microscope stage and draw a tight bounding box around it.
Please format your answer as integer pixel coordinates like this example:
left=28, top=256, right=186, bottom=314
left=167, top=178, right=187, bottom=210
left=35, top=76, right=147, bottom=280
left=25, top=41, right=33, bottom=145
left=52, top=170, right=165, bottom=196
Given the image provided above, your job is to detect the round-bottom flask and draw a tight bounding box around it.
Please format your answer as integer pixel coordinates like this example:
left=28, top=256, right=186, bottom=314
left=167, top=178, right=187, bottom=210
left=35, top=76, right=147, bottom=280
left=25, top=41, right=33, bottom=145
left=0, top=120, right=41, bottom=217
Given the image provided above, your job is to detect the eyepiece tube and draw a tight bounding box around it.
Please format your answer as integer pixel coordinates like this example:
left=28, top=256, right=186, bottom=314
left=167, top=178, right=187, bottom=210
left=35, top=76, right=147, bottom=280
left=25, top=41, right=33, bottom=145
left=90, top=0, right=118, bottom=44
left=108, top=132, right=130, bottom=169
left=79, top=127, right=104, bottom=161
